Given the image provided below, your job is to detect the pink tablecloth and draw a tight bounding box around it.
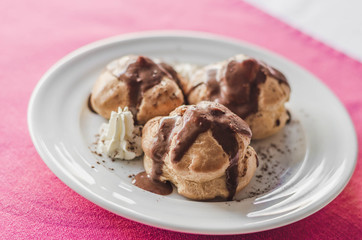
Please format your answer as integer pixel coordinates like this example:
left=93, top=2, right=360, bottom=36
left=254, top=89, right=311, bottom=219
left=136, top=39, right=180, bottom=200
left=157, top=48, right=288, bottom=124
left=1, top=0, right=361, bottom=239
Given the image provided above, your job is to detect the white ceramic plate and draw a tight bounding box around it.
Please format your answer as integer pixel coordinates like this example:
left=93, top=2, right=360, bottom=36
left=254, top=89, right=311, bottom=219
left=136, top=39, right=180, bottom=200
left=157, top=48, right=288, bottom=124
left=28, top=31, right=357, bottom=235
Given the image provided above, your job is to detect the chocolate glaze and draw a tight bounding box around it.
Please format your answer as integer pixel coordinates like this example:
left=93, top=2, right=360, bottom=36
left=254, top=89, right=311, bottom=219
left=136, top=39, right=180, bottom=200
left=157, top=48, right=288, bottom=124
left=197, top=58, right=289, bottom=119
left=87, top=94, right=96, bottom=113
left=225, top=151, right=240, bottom=199
left=150, top=102, right=252, bottom=200
left=150, top=116, right=180, bottom=180
left=133, top=171, right=173, bottom=195
left=118, top=56, right=180, bottom=119
left=159, top=62, right=181, bottom=87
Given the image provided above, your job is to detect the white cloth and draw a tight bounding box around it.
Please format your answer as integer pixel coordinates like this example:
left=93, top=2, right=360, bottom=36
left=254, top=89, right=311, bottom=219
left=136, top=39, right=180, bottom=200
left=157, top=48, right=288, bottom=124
left=244, top=0, right=362, bottom=62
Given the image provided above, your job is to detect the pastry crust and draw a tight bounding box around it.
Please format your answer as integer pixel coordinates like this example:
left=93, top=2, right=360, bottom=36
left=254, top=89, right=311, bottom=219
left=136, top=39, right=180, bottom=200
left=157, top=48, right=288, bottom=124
left=90, top=55, right=184, bottom=124
left=142, top=102, right=258, bottom=200
left=245, top=76, right=290, bottom=139
left=179, top=55, right=290, bottom=139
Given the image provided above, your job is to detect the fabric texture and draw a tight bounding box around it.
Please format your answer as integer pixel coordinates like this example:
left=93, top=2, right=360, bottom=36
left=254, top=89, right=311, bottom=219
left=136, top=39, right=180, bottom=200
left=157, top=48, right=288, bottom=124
left=0, top=0, right=361, bottom=239
left=244, top=0, right=362, bottom=62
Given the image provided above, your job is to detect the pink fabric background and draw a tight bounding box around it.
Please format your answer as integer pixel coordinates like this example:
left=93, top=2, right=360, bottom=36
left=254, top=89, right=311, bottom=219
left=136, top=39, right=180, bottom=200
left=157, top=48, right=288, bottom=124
left=1, top=0, right=361, bottom=239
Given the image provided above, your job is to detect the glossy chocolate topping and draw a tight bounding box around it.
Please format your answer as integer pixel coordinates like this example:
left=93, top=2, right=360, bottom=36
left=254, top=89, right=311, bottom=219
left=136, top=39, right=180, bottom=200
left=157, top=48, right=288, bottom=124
left=199, top=57, right=289, bottom=119
left=133, top=171, right=173, bottom=195
left=118, top=56, right=180, bottom=118
left=150, top=115, right=180, bottom=180
left=150, top=102, right=252, bottom=200
left=87, top=94, right=96, bottom=113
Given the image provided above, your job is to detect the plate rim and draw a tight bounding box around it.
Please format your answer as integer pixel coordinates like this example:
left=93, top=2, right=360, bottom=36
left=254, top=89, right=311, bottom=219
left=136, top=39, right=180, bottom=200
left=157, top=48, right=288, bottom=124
left=27, top=30, right=358, bottom=235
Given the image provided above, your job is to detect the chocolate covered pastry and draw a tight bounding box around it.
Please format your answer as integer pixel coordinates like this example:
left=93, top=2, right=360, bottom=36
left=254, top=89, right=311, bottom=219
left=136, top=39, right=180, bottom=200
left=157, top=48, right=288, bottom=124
left=179, top=55, right=291, bottom=139
left=139, top=101, right=258, bottom=200
left=90, top=55, right=184, bottom=124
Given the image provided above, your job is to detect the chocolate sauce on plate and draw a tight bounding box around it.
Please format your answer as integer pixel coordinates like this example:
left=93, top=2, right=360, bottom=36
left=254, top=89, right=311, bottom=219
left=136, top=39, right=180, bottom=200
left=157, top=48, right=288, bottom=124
left=133, top=171, right=173, bottom=195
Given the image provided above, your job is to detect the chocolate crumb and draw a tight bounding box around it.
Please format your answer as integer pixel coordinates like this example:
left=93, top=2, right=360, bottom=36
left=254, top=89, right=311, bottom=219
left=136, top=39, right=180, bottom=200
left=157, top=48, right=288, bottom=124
left=261, top=163, right=268, bottom=172
left=260, top=153, right=267, bottom=160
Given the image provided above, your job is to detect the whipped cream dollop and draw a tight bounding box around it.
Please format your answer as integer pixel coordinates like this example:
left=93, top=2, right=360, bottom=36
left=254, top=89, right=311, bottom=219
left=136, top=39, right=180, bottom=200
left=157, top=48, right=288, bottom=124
left=97, top=107, right=143, bottom=160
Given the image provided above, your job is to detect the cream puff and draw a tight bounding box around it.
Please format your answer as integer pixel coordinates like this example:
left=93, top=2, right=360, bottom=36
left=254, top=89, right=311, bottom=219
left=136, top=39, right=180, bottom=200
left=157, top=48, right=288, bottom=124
left=141, top=101, right=258, bottom=200
left=90, top=55, right=184, bottom=124
left=179, top=55, right=291, bottom=139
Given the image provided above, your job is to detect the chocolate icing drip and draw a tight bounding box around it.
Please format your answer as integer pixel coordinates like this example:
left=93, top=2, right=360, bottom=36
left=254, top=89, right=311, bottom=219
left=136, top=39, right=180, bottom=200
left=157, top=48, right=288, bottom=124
left=226, top=151, right=240, bottom=200
left=171, top=110, right=212, bottom=163
left=150, top=116, right=179, bottom=180
left=150, top=102, right=252, bottom=200
left=171, top=105, right=250, bottom=164
left=87, top=94, right=96, bottom=113
left=158, top=62, right=182, bottom=87
left=119, top=56, right=179, bottom=118
left=257, top=60, right=288, bottom=85
left=202, top=58, right=289, bottom=119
